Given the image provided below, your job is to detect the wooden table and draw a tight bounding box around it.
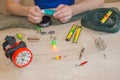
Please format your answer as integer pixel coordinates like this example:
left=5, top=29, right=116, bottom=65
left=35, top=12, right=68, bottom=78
left=0, top=2, right=120, bottom=80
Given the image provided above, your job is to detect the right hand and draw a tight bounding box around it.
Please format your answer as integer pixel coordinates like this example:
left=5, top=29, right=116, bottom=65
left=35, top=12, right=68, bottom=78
left=27, top=6, right=44, bottom=24
left=53, top=4, right=73, bottom=23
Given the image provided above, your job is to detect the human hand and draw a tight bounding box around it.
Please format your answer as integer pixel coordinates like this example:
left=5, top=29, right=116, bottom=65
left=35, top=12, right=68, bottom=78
left=53, top=4, right=73, bottom=23
left=27, top=6, right=44, bottom=24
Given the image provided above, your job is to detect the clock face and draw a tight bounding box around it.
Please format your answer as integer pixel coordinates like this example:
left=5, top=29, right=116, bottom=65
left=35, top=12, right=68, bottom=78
left=12, top=48, right=33, bottom=68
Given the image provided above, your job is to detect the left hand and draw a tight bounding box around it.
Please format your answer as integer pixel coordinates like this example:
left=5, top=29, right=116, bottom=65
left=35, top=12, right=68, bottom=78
left=53, top=4, right=73, bottom=23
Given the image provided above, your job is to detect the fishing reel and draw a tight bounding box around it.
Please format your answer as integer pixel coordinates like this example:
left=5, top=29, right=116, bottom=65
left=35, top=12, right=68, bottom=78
left=2, top=36, right=33, bottom=68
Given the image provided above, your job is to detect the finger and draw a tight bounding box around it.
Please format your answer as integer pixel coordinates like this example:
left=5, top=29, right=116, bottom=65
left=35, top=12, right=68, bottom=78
left=28, top=14, right=42, bottom=21
left=54, top=4, right=66, bottom=17
left=54, top=9, right=65, bottom=18
left=31, top=10, right=42, bottom=17
left=29, top=7, right=36, bottom=16
left=59, top=15, right=71, bottom=23
left=28, top=13, right=43, bottom=23
left=28, top=18, right=42, bottom=24
left=55, top=12, right=69, bottom=19
left=34, top=6, right=42, bottom=13
left=30, top=7, right=43, bottom=17
left=56, top=4, right=65, bottom=10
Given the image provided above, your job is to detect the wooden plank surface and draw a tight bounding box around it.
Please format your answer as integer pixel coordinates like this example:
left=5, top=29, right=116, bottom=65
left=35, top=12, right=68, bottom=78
left=0, top=2, right=120, bottom=80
